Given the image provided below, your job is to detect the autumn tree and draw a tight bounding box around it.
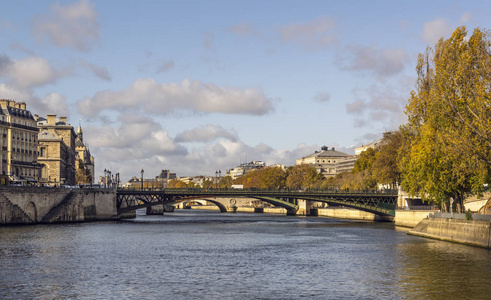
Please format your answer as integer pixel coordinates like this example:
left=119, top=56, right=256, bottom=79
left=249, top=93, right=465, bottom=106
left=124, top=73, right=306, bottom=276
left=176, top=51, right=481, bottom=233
left=75, top=159, right=91, bottom=184
left=402, top=26, right=491, bottom=212
left=285, top=164, right=324, bottom=190
left=371, top=131, right=404, bottom=188
left=219, top=176, right=233, bottom=189
left=233, top=167, right=286, bottom=189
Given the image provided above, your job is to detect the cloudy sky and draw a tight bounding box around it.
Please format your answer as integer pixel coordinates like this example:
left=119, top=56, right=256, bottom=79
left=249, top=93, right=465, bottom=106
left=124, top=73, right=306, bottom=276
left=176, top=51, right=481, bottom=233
left=0, top=0, right=488, bottom=181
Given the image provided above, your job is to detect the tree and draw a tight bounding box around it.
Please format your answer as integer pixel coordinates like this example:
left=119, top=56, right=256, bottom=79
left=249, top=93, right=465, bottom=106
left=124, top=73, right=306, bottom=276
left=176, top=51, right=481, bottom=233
left=285, top=165, right=324, bottom=190
left=371, top=131, right=404, bottom=188
left=259, top=167, right=286, bottom=189
left=219, top=176, right=233, bottom=189
left=402, top=26, right=491, bottom=212
left=167, top=179, right=180, bottom=188
left=75, top=159, right=91, bottom=184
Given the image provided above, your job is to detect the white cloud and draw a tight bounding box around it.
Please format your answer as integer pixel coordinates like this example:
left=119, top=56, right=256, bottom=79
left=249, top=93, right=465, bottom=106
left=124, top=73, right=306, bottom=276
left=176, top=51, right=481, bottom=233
left=0, top=83, right=31, bottom=102
left=79, top=59, right=111, bottom=81
left=31, top=93, right=70, bottom=117
left=279, top=17, right=337, bottom=50
left=346, top=82, right=408, bottom=130
left=81, top=112, right=335, bottom=181
left=421, top=18, right=452, bottom=45
left=32, top=0, right=100, bottom=51
left=339, top=45, right=409, bottom=77
left=175, top=125, right=237, bottom=143
left=0, top=84, right=69, bottom=117
left=76, top=78, right=275, bottom=117
left=0, top=55, right=61, bottom=89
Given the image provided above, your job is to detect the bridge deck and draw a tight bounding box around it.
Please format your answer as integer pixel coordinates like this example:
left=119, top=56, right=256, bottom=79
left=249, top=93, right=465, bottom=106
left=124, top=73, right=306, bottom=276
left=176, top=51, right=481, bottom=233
left=116, top=189, right=398, bottom=216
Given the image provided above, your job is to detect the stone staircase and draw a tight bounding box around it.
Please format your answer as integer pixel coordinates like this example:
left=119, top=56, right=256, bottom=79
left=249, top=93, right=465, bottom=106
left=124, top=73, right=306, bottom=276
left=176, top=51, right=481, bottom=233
left=0, top=193, right=34, bottom=224
left=40, top=191, right=80, bottom=223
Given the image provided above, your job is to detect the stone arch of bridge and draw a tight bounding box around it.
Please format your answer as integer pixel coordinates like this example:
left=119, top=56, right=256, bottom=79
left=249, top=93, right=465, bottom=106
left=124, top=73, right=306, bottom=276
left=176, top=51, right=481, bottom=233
left=250, top=196, right=297, bottom=210
left=301, top=197, right=394, bottom=216
left=181, top=199, right=228, bottom=212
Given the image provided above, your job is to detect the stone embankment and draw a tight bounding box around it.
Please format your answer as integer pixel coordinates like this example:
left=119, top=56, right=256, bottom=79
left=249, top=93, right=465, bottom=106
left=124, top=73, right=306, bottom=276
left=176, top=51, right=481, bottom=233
left=409, top=218, right=491, bottom=249
left=0, top=187, right=118, bottom=225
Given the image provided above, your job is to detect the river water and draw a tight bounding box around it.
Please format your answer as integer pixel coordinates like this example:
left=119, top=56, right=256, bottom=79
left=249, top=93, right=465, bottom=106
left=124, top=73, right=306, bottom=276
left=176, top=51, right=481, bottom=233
left=1, top=210, right=490, bottom=300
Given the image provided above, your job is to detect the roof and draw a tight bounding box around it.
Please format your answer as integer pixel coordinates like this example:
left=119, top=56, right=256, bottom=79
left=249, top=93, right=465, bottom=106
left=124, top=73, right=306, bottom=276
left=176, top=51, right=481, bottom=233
left=38, top=130, right=61, bottom=140
left=302, top=146, right=349, bottom=159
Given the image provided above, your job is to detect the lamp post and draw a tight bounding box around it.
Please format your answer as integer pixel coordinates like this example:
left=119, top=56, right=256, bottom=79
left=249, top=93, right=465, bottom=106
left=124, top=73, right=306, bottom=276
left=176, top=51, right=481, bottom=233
left=215, top=170, right=218, bottom=189
left=141, top=169, right=144, bottom=191
left=104, top=169, right=107, bottom=188
left=218, top=170, right=221, bottom=189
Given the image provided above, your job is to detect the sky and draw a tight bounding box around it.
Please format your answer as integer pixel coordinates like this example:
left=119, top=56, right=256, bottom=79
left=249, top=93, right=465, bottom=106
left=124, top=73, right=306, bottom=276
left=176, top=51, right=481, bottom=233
left=1, top=0, right=490, bottom=182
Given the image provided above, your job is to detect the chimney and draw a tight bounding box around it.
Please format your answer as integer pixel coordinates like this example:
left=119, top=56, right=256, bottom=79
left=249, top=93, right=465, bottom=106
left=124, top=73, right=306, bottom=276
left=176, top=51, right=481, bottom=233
left=321, top=146, right=328, bottom=151
left=47, top=114, right=56, bottom=126
left=34, top=114, right=39, bottom=122
left=60, top=117, right=67, bottom=124
left=0, top=100, right=8, bottom=109
left=19, top=102, right=26, bottom=110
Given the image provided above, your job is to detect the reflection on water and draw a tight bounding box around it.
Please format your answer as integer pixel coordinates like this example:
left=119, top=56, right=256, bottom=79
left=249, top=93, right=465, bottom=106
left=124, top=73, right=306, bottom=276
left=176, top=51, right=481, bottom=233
left=1, top=210, right=490, bottom=299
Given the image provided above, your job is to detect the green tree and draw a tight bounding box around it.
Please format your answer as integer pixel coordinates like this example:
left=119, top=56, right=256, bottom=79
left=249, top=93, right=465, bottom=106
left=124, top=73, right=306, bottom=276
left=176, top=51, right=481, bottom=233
left=402, top=26, right=491, bottom=212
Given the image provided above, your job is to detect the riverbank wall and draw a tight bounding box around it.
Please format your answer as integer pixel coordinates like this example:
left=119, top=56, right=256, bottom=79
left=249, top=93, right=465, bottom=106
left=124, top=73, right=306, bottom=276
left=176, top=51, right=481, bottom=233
left=409, top=218, right=491, bottom=249
left=0, top=187, right=118, bottom=225
left=394, top=210, right=435, bottom=228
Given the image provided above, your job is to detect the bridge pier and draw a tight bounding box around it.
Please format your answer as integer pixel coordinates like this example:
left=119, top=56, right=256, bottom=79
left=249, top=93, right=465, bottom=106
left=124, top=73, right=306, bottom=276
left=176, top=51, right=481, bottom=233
left=146, top=205, right=164, bottom=215
left=226, top=206, right=237, bottom=213
left=286, top=208, right=298, bottom=216
left=296, top=199, right=314, bottom=216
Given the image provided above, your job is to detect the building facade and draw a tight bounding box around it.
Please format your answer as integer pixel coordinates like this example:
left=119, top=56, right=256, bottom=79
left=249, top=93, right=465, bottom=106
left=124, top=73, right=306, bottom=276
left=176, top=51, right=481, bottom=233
left=75, top=123, right=95, bottom=184
left=296, top=146, right=357, bottom=177
left=0, top=100, right=42, bottom=184
left=36, top=115, right=77, bottom=185
left=226, top=161, right=266, bottom=180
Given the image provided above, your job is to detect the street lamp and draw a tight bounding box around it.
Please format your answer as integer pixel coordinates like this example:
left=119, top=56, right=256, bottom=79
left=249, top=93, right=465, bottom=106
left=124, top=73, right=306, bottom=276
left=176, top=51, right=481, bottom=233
left=104, top=168, right=107, bottom=188
left=141, top=169, right=144, bottom=191
left=215, top=170, right=221, bottom=189
left=215, top=170, right=218, bottom=189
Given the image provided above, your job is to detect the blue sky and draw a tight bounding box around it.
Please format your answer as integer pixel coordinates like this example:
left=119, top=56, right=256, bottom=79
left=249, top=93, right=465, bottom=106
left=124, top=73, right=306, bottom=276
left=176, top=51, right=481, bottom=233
left=0, top=0, right=489, bottom=181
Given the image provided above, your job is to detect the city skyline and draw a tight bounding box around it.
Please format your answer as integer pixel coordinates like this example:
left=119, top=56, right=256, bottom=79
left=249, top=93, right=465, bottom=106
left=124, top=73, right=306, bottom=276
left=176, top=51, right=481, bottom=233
left=0, top=0, right=489, bottom=180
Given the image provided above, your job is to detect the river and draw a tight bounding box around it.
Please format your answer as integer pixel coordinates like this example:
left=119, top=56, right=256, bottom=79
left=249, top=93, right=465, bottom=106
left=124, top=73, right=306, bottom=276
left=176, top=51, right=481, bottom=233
left=1, top=210, right=490, bottom=299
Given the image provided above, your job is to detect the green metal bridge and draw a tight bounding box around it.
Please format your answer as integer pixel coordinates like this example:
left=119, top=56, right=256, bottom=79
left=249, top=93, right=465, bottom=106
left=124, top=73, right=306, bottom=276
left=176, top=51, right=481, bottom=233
left=116, top=189, right=398, bottom=216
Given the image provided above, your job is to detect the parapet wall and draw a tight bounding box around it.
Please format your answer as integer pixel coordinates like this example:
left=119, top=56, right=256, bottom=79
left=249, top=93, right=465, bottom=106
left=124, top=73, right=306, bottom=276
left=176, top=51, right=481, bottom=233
left=394, top=210, right=434, bottom=228
left=409, top=218, right=491, bottom=249
left=0, top=187, right=117, bottom=225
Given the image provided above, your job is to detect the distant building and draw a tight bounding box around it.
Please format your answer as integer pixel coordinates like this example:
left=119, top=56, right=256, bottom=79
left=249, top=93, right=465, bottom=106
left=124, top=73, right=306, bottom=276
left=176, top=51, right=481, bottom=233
left=296, top=146, right=357, bottom=177
left=36, top=115, right=77, bottom=185
left=74, top=122, right=95, bottom=184
left=125, top=169, right=177, bottom=189
left=0, top=100, right=42, bottom=184
left=227, top=161, right=266, bottom=180
left=354, top=132, right=391, bottom=155
left=36, top=116, right=94, bottom=186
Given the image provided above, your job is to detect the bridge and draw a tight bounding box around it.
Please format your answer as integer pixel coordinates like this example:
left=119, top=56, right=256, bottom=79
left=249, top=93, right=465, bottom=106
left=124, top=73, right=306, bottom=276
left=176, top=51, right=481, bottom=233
left=116, top=189, right=398, bottom=217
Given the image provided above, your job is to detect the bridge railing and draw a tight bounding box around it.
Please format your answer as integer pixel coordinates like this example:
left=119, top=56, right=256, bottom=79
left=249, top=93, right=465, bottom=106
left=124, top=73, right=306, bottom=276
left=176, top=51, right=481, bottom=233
left=117, top=187, right=398, bottom=195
